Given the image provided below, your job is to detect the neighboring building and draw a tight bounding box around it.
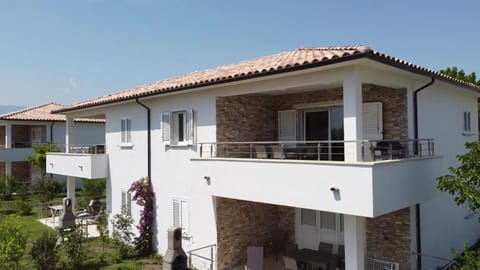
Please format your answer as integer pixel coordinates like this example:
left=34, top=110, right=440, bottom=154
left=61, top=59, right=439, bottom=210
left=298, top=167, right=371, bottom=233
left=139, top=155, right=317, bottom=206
left=47, top=46, right=480, bottom=270
left=0, top=103, right=105, bottom=186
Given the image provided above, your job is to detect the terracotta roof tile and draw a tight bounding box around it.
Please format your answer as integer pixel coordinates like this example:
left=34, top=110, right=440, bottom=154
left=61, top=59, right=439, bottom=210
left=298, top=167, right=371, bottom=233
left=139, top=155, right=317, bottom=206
left=0, top=103, right=104, bottom=123
left=57, top=46, right=480, bottom=113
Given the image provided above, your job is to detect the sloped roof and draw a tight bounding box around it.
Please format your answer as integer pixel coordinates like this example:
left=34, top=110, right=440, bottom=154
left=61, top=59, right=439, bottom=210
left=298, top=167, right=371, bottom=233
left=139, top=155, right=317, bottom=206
left=0, top=103, right=104, bottom=123
left=56, top=46, right=480, bottom=113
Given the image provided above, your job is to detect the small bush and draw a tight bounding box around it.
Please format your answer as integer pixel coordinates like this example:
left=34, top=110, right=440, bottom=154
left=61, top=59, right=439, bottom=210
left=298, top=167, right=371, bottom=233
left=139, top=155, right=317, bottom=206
left=30, top=231, right=58, bottom=270
left=15, top=185, right=32, bottom=216
left=63, top=226, right=85, bottom=270
left=0, top=175, right=19, bottom=201
left=0, top=216, right=27, bottom=270
left=111, top=213, right=135, bottom=259
left=451, top=243, right=480, bottom=269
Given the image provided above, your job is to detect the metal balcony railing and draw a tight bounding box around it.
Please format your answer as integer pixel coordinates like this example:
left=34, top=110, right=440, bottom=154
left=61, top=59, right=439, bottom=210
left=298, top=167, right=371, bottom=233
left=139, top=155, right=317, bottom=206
left=52, top=144, right=107, bottom=154
left=199, top=139, right=435, bottom=162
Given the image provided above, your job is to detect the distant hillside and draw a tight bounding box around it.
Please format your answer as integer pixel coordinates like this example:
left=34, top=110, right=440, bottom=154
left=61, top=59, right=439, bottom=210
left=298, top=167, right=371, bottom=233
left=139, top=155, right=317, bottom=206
left=0, top=105, right=26, bottom=115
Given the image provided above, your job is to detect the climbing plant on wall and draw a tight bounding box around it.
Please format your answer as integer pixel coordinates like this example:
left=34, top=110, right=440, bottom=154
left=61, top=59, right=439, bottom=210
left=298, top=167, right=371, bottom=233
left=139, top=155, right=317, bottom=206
left=129, top=177, right=155, bottom=256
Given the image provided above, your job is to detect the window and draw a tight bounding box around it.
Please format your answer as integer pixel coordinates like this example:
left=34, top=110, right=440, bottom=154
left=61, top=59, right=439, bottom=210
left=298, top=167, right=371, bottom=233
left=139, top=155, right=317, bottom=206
left=162, top=109, right=194, bottom=146
left=300, top=208, right=316, bottom=226
left=320, top=211, right=336, bottom=230
left=121, top=118, right=132, bottom=143
left=173, top=198, right=189, bottom=232
left=463, top=111, right=472, bottom=132
left=121, top=190, right=132, bottom=216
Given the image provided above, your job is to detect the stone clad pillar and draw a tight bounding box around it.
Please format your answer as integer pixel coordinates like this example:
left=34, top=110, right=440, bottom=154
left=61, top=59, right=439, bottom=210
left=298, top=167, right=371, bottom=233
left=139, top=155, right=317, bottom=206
left=343, top=70, right=363, bottom=162
left=345, top=215, right=366, bottom=270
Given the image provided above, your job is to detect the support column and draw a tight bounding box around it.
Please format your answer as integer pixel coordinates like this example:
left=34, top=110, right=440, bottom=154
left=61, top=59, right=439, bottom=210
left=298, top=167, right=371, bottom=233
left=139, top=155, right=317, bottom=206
left=66, top=117, right=76, bottom=211
left=344, top=215, right=366, bottom=270
left=5, top=123, right=12, bottom=148
left=343, top=71, right=363, bottom=162
left=5, top=162, right=11, bottom=177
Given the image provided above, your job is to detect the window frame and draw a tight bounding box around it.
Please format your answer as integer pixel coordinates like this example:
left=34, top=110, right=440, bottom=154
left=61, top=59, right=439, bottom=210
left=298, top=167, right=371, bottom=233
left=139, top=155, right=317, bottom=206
left=463, top=111, right=472, bottom=133
left=162, top=109, right=194, bottom=147
left=120, top=118, right=132, bottom=145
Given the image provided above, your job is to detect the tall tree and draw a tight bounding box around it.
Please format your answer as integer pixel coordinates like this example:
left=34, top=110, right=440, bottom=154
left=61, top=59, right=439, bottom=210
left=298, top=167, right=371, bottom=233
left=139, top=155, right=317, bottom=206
left=440, top=67, right=480, bottom=86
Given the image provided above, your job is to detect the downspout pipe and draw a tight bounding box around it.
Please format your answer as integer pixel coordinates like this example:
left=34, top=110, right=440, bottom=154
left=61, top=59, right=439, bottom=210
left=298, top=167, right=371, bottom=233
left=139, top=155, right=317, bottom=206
left=50, top=121, right=55, bottom=142
left=413, top=77, right=435, bottom=270
left=135, top=99, right=151, bottom=180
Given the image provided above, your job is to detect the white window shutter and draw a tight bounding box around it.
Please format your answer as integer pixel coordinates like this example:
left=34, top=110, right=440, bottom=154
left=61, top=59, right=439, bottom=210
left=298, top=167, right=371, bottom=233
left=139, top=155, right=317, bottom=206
left=173, top=199, right=180, bottom=228
left=186, top=109, right=194, bottom=145
left=278, top=110, right=297, bottom=141
left=181, top=200, right=189, bottom=231
left=126, top=119, right=131, bottom=143
left=121, top=119, right=126, bottom=143
left=121, top=191, right=126, bottom=215
left=162, top=112, right=171, bottom=145
left=362, top=102, right=383, bottom=140
left=127, top=191, right=132, bottom=217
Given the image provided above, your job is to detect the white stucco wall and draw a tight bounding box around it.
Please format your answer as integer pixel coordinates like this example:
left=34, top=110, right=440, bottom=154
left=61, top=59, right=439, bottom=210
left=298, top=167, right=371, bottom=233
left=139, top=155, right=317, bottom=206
left=417, top=84, right=480, bottom=268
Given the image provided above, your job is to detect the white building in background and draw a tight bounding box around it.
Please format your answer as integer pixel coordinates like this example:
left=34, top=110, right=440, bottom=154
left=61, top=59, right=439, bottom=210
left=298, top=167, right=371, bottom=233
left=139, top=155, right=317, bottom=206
left=0, top=103, right=105, bottom=186
left=47, top=46, right=480, bottom=270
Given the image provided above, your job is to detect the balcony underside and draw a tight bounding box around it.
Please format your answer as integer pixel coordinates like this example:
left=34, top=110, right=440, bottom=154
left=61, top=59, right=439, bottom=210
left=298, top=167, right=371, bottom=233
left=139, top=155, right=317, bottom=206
left=192, top=156, right=441, bottom=217
left=46, top=153, right=108, bottom=179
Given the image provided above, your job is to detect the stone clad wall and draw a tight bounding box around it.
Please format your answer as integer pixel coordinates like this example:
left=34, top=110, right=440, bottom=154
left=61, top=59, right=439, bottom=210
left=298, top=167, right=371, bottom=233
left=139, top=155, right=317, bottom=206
left=0, top=126, right=5, bottom=147
left=12, top=161, right=31, bottom=183
left=216, top=197, right=294, bottom=270
left=216, top=84, right=407, bottom=143
left=366, top=208, right=411, bottom=270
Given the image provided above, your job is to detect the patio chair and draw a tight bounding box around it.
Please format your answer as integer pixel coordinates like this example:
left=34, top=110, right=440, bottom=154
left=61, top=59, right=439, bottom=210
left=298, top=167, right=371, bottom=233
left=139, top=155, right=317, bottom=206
left=318, top=242, right=333, bottom=254
left=283, top=256, right=299, bottom=270
left=246, top=246, right=263, bottom=270
left=270, top=144, right=285, bottom=159
left=254, top=145, right=268, bottom=159
left=337, top=245, right=345, bottom=270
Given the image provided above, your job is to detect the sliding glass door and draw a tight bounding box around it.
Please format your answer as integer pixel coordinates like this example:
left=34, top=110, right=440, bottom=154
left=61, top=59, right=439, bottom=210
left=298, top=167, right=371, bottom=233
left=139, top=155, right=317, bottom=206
left=303, top=106, right=344, bottom=161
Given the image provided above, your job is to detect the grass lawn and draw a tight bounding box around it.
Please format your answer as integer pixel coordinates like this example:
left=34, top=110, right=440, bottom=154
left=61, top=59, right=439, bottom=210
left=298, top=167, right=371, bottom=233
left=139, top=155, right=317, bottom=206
left=0, top=194, right=163, bottom=270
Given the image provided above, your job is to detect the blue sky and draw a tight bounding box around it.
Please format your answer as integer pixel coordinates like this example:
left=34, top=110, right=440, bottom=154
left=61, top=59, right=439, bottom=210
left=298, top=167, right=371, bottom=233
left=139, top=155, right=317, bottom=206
left=0, top=0, right=479, bottom=107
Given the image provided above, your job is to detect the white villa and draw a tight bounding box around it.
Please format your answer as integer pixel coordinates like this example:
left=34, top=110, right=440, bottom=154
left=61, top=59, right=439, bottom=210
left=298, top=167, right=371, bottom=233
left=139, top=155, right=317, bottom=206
left=46, top=46, right=480, bottom=270
left=0, top=103, right=105, bottom=186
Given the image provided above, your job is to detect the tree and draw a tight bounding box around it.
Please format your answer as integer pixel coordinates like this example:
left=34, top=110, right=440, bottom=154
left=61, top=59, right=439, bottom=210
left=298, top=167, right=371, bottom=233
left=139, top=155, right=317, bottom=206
left=438, top=141, right=480, bottom=214
left=437, top=141, right=480, bottom=267
left=26, top=143, right=59, bottom=176
left=440, top=67, right=480, bottom=86
left=0, top=216, right=27, bottom=270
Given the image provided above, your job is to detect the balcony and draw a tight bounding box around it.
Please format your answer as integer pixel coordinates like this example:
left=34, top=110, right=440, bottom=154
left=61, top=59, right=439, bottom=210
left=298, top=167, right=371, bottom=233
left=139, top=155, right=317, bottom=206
left=46, top=144, right=108, bottom=179
left=192, top=139, right=441, bottom=218
left=0, top=141, right=45, bottom=162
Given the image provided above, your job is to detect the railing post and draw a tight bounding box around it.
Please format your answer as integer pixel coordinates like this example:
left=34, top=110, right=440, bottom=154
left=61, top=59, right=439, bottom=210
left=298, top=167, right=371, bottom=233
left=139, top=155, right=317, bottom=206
left=210, top=144, right=214, bottom=157
left=389, top=143, right=393, bottom=160
left=189, top=252, right=192, bottom=267
left=431, top=140, right=435, bottom=156
left=371, top=142, right=376, bottom=161
left=249, top=144, right=253, bottom=158
left=317, top=143, right=321, bottom=160
left=361, top=141, right=365, bottom=161
left=210, top=246, right=214, bottom=270
left=200, top=143, right=203, bottom=157
left=418, top=143, right=423, bottom=157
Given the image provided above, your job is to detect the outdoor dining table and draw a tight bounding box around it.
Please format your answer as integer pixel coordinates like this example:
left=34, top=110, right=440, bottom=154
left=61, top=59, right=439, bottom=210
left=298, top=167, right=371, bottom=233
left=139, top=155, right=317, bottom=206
left=48, top=204, right=63, bottom=227
left=295, top=248, right=339, bottom=270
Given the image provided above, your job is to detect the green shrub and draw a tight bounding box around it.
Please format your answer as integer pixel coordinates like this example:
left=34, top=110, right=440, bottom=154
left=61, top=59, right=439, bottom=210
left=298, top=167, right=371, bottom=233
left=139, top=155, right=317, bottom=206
left=81, top=178, right=106, bottom=200
left=15, top=185, right=32, bottom=216
left=33, top=176, right=63, bottom=204
left=451, top=243, right=480, bottom=269
left=111, top=213, right=135, bottom=259
left=0, top=175, right=19, bottom=201
left=63, top=226, right=85, bottom=270
left=30, top=231, right=58, bottom=270
left=0, top=216, right=27, bottom=270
